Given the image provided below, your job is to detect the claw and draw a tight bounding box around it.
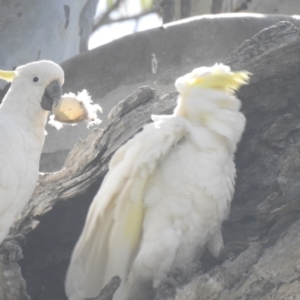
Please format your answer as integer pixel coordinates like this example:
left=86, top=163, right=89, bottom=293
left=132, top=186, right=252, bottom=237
left=0, top=234, right=26, bottom=262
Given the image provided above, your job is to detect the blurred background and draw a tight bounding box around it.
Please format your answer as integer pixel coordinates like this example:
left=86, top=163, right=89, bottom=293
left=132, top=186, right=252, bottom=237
left=90, top=0, right=300, bottom=48
left=1, top=0, right=299, bottom=75
left=0, top=0, right=300, bottom=173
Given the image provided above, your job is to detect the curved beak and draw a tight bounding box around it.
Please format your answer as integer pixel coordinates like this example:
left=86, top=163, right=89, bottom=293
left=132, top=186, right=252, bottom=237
left=41, top=80, right=62, bottom=111
left=0, top=70, right=15, bottom=82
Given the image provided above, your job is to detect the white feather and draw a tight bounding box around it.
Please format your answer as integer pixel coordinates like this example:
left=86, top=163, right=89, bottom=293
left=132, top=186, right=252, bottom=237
left=65, top=64, right=248, bottom=300
left=0, top=60, right=64, bottom=243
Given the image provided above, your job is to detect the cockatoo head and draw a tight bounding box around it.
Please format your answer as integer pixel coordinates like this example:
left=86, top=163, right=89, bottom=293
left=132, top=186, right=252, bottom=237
left=0, top=60, right=64, bottom=113
left=175, top=63, right=249, bottom=95
left=174, top=64, right=250, bottom=121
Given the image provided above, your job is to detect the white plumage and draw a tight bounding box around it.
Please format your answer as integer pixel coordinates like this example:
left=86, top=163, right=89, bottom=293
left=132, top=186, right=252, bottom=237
left=0, top=60, right=64, bottom=244
left=65, top=64, right=249, bottom=300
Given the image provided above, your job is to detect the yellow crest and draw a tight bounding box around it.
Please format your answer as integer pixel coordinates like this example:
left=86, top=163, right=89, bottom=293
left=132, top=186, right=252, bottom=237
left=176, top=64, right=250, bottom=93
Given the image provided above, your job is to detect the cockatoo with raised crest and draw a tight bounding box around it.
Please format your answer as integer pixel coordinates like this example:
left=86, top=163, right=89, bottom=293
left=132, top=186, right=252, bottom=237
left=0, top=60, right=64, bottom=246
left=65, top=64, right=249, bottom=300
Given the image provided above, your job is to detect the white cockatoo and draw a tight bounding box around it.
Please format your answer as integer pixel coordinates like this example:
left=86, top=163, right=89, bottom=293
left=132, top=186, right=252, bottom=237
left=65, top=64, right=249, bottom=300
left=0, top=60, right=64, bottom=245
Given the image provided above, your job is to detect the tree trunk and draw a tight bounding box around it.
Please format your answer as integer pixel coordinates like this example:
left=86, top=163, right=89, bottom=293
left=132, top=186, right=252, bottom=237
left=2, top=21, right=300, bottom=300
left=180, top=0, right=191, bottom=18
left=185, top=0, right=300, bottom=15
left=0, top=0, right=97, bottom=88
left=211, top=0, right=224, bottom=13
left=161, top=0, right=175, bottom=23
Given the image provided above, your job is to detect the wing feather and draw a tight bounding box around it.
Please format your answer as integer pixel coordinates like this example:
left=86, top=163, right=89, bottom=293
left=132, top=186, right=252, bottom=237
left=65, top=115, right=186, bottom=300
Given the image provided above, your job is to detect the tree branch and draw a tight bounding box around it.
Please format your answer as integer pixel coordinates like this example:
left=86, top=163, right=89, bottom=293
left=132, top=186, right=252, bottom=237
left=180, top=0, right=191, bottom=19
left=92, top=0, right=123, bottom=32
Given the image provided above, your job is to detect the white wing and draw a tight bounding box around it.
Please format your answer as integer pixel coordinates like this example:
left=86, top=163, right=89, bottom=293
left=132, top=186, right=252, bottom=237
left=0, top=123, right=24, bottom=242
left=0, top=113, right=42, bottom=243
left=65, top=115, right=186, bottom=300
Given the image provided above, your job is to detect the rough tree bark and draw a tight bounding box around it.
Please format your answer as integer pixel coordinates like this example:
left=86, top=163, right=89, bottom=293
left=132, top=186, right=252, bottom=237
left=2, top=21, right=300, bottom=299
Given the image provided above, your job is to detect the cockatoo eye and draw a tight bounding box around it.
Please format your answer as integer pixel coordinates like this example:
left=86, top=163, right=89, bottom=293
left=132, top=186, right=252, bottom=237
left=33, top=76, right=39, bottom=82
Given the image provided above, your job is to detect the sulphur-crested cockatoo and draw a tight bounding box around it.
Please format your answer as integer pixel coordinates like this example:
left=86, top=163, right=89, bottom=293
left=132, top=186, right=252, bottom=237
left=0, top=60, right=63, bottom=245
left=65, top=64, right=249, bottom=300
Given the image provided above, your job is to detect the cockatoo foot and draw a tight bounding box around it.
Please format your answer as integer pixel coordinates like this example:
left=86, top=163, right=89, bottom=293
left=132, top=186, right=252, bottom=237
left=160, top=277, right=178, bottom=287
left=0, top=234, right=26, bottom=262
left=86, top=276, right=121, bottom=300
left=154, top=277, right=178, bottom=300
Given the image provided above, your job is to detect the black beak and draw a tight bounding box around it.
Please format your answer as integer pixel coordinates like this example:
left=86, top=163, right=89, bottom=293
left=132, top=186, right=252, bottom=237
left=41, top=80, right=62, bottom=111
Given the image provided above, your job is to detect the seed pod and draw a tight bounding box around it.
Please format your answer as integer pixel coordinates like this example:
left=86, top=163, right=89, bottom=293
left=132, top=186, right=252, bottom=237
left=49, top=90, right=102, bottom=130
left=52, top=96, right=88, bottom=123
